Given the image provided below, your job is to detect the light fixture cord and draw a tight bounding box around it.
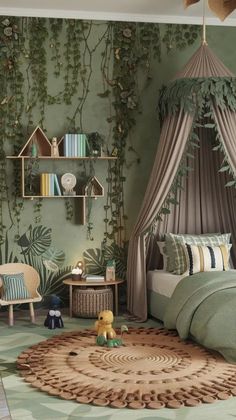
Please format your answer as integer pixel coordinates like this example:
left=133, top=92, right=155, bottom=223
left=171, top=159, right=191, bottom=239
left=202, top=0, right=208, bottom=45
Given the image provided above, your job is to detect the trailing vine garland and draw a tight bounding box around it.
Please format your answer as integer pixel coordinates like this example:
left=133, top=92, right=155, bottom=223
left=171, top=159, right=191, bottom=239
left=0, top=17, right=200, bottom=271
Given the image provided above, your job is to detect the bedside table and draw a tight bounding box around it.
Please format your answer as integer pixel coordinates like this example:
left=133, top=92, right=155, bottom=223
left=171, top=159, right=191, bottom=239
left=63, top=278, right=125, bottom=317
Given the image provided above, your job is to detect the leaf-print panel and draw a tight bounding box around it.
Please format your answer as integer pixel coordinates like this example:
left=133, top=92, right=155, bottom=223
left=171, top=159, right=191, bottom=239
left=18, top=225, right=52, bottom=256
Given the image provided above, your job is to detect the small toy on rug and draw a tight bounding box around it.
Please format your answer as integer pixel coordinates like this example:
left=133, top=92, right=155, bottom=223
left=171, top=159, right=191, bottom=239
left=44, top=294, right=64, bottom=329
left=94, top=310, right=127, bottom=347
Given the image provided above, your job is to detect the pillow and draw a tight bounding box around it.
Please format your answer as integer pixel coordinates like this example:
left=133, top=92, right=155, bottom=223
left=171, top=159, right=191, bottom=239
left=1, top=273, right=30, bottom=301
left=165, top=233, right=231, bottom=275
left=157, top=241, right=168, bottom=270
left=184, top=243, right=232, bottom=275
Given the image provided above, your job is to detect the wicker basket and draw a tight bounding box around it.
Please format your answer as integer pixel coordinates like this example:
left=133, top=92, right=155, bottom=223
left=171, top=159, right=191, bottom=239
left=72, top=287, right=113, bottom=318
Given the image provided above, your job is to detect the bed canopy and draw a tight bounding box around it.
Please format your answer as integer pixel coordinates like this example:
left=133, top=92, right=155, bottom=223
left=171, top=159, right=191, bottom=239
left=127, top=43, right=236, bottom=321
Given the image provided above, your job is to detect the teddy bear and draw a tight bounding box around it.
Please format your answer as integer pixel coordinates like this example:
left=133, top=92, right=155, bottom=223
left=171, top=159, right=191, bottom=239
left=94, top=310, right=116, bottom=340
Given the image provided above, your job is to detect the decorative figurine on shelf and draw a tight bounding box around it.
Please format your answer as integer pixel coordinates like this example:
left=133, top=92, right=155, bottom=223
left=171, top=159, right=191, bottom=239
left=72, top=261, right=84, bottom=280
left=95, top=310, right=123, bottom=347
left=51, top=137, right=59, bottom=157
left=30, top=141, right=38, bottom=158
left=106, top=259, right=116, bottom=281
left=44, top=294, right=64, bottom=329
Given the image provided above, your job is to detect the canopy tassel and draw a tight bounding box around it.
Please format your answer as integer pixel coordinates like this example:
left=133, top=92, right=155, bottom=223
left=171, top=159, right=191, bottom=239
left=202, top=0, right=208, bottom=45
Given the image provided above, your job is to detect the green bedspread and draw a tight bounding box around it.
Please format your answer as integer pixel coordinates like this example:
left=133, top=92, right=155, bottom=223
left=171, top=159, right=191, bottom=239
left=163, top=270, right=236, bottom=363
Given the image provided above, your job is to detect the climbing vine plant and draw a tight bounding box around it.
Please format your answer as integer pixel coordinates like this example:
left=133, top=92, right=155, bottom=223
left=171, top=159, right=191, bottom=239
left=0, top=17, right=200, bottom=279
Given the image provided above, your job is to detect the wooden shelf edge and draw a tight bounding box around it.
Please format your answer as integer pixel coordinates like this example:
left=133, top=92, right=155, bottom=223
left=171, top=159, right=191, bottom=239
left=7, top=156, right=117, bottom=160
left=22, top=195, right=104, bottom=199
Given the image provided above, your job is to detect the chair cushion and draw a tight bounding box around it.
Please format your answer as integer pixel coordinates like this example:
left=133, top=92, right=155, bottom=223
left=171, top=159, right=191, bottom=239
left=1, top=273, right=30, bottom=301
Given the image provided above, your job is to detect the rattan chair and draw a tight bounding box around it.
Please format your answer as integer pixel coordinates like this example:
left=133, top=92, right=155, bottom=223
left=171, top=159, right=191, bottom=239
left=0, top=263, right=42, bottom=326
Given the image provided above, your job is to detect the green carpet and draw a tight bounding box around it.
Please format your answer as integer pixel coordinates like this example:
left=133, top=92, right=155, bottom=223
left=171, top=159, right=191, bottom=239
left=1, top=310, right=236, bottom=419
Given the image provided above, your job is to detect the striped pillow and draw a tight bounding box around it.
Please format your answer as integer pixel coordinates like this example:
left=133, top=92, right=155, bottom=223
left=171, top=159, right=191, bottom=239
left=185, top=243, right=231, bottom=275
left=165, top=233, right=231, bottom=275
left=1, top=273, right=30, bottom=301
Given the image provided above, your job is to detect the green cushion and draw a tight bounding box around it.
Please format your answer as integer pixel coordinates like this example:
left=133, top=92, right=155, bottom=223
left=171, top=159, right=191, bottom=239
left=1, top=273, right=30, bottom=301
left=165, top=233, right=231, bottom=275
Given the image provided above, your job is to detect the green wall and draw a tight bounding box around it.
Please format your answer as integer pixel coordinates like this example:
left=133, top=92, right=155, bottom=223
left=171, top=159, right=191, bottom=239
left=1, top=18, right=235, bottom=303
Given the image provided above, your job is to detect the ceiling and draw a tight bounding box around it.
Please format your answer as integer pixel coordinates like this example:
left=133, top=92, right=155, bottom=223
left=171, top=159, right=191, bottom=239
left=1, top=0, right=236, bottom=26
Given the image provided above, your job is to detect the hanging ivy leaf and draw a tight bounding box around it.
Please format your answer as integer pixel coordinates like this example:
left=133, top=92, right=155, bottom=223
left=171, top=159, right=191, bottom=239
left=204, top=123, right=215, bottom=128
left=225, top=180, right=236, bottom=187
left=219, top=165, right=230, bottom=172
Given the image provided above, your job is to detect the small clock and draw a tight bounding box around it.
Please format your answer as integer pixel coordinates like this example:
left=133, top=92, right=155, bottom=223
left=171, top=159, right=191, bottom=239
left=61, top=173, right=76, bottom=195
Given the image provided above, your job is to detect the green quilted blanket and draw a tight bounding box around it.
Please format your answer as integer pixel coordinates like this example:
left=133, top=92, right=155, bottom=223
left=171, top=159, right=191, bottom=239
left=163, top=270, right=236, bottom=363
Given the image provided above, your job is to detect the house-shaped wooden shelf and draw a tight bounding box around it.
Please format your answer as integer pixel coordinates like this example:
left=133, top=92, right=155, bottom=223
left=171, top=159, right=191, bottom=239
left=82, top=176, right=104, bottom=197
left=18, top=126, right=52, bottom=157
left=6, top=125, right=117, bottom=226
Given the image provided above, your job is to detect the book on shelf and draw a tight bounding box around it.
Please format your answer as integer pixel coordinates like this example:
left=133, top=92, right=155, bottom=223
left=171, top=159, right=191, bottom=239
left=40, top=173, right=62, bottom=196
left=54, top=174, right=62, bottom=196
left=84, top=274, right=105, bottom=282
left=63, top=133, right=87, bottom=157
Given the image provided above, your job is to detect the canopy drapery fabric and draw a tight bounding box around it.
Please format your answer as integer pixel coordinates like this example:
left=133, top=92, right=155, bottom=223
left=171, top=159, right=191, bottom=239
left=127, top=45, right=236, bottom=321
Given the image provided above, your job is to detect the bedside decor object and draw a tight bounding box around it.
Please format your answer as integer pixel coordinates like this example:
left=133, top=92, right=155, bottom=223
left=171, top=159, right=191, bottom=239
left=61, top=172, right=76, bottom=196
left=71, top=260, right=84, bottom=280
left=106, top=259, right=116, bottom=281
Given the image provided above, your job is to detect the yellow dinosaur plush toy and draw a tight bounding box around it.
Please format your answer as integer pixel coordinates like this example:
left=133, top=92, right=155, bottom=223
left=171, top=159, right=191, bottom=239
left=95, top=310, right=116, bottom=340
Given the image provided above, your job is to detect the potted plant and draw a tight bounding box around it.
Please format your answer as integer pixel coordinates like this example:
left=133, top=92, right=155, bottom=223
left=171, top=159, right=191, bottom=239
left=87, top=132, right=105, bottom=157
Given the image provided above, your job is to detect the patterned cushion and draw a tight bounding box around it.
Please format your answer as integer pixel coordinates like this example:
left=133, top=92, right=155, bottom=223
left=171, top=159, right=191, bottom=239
left=185, top=243, right=231, bottom=275
left=1, top=273, right=30, bottom=301
left=165, top=233, right=231, bottom=275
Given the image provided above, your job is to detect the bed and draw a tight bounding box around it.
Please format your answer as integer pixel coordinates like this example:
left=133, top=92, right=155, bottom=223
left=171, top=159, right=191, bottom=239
left=146, top=233, right=236, bottom=362
left=148, top=268, right=236, bottom=363
left=147, top=270, right=186, bottom=321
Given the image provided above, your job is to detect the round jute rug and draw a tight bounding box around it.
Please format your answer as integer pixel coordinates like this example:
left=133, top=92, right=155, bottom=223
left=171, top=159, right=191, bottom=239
left=17, top=327, right=236, bottom=409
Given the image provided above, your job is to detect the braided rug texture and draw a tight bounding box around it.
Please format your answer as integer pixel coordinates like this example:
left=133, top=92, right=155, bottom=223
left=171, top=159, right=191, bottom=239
left=17, top=328, right=236, bottom=409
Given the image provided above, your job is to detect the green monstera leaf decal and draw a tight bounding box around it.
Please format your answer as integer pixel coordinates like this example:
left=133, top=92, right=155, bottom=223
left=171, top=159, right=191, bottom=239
left=17, top=225, right=52, bottom=256
left=42, top=247, right=65, bottom=268
left=83, top=248, right=105, bottom=274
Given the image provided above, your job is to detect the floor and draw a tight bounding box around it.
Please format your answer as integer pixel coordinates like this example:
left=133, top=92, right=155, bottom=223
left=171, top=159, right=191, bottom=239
left=1, top=309, right=236, bottom=419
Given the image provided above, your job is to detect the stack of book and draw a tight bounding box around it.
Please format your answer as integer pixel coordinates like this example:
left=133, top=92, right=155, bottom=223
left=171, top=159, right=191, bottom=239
left=84, top=274, right=105, bottom=282
left=40, top=173, right=62, bottom=196
left=63, top=134, right=87, bottom=157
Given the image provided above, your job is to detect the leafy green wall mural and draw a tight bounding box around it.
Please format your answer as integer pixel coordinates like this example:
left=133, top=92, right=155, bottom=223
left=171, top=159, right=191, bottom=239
left=1, top=16, right=235, bottom=305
